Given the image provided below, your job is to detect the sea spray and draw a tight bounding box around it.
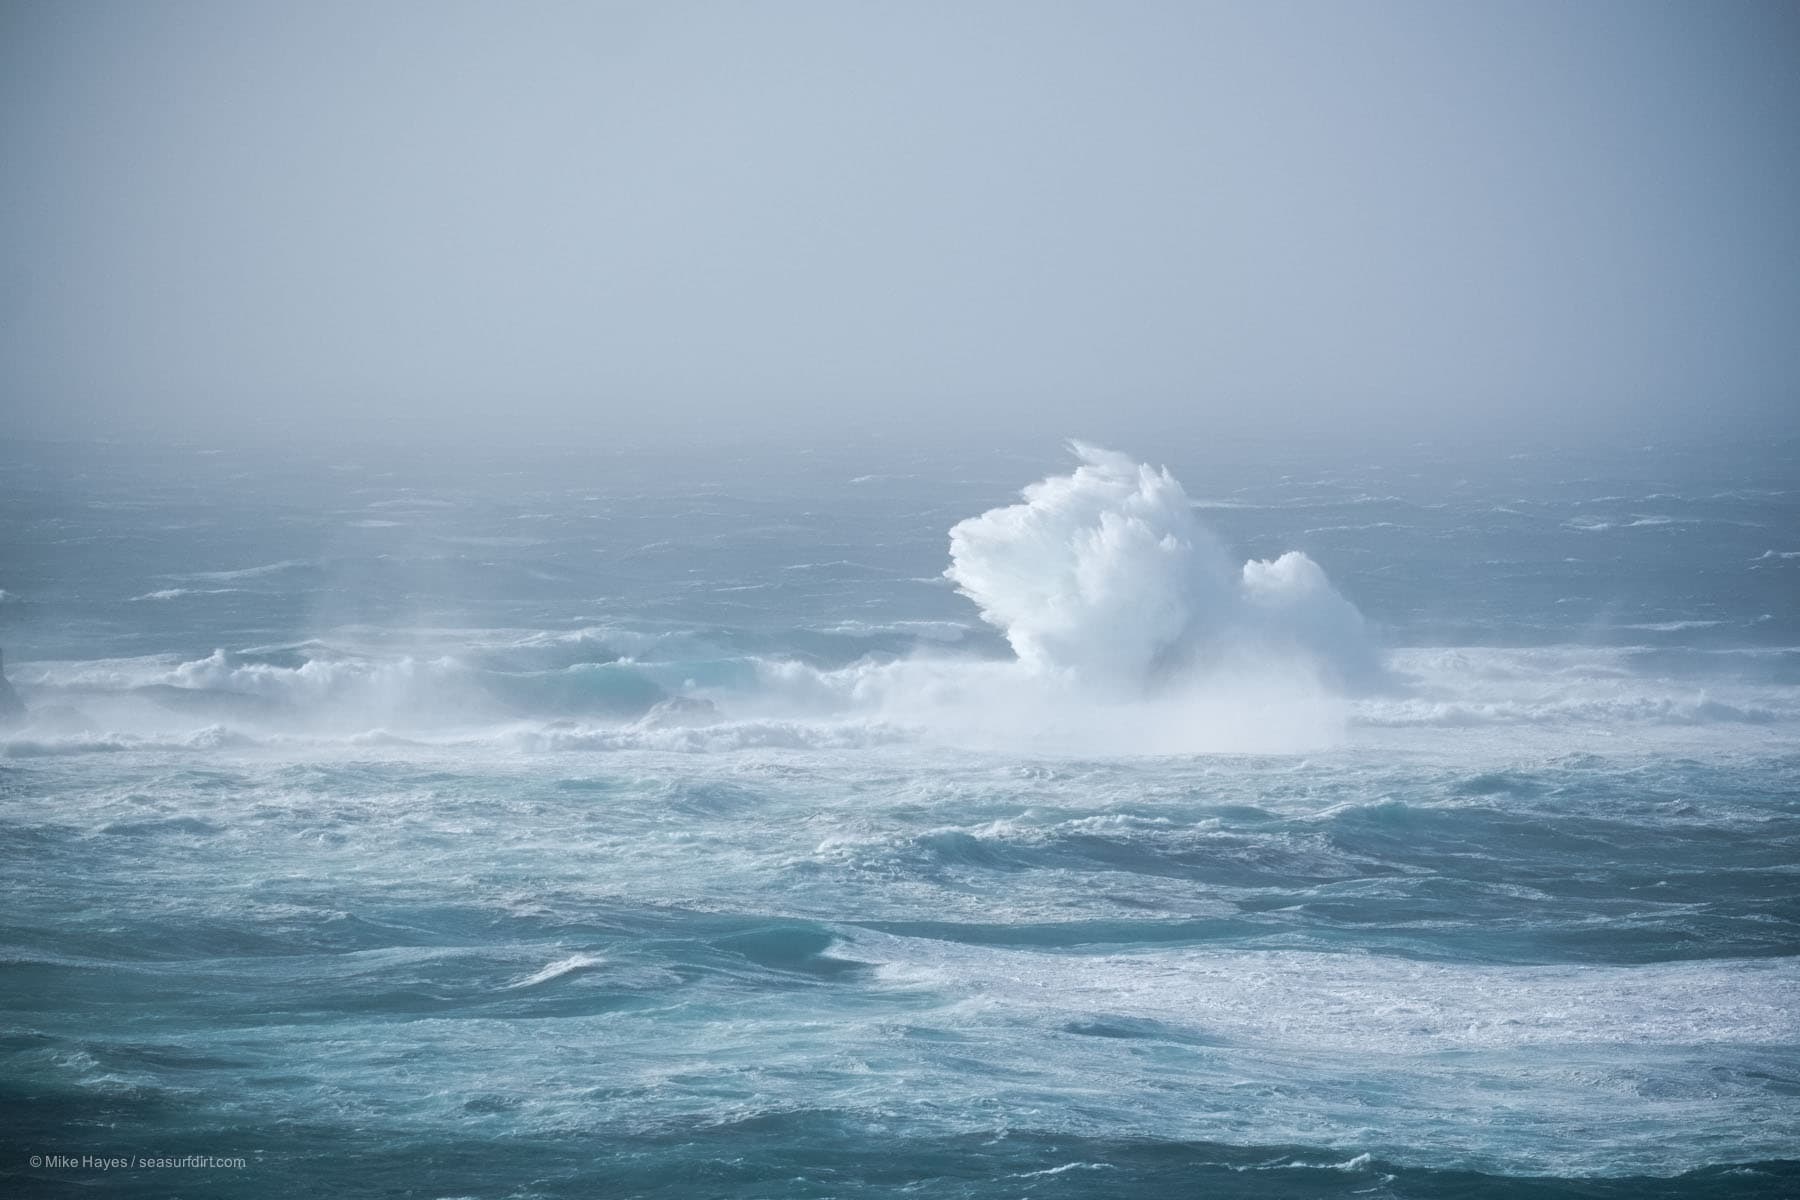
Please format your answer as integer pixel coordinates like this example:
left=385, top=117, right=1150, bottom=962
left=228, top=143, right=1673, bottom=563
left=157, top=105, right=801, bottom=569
left=946, top=442, right=1377, bottom=693
left=728, top=444, right=1380, bottom=753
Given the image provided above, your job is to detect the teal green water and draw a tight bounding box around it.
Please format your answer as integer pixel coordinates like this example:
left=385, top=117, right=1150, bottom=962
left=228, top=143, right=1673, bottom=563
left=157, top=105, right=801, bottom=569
left=2, top=434, right=1796, bottom=1197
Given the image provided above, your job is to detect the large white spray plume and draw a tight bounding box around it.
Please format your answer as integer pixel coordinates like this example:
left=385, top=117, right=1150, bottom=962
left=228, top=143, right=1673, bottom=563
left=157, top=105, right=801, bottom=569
left=946, top=442, right=1377, bottom=694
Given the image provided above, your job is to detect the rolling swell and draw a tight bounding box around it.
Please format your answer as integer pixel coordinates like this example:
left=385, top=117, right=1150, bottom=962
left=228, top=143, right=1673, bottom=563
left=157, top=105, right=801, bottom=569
left=3, top=439, right=1798, bottom=1195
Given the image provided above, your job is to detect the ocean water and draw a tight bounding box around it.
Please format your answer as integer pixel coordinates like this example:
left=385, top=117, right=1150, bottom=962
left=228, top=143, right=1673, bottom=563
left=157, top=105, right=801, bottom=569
left=1, top=431, right=1796, bottom=1198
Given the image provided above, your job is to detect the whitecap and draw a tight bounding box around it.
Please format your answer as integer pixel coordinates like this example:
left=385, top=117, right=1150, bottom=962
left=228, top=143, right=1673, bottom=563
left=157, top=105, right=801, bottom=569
left=506, top=953, right=606, bottom=989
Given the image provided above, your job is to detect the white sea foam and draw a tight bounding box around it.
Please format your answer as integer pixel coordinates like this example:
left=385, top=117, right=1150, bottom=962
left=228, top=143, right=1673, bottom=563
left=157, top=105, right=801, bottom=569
left=183, top=559, right=314, bottom=581
left=506, top=953, right=606, bottom=989
left=820, top=619, right=971, bottom=643
left=842, top=931, right=1800, bottom=1052
left=1362, top=645, right=1800, bottom=738
left=12, top=634, right=1794, bottom=758
left=131, top=587, right=245, bottom=601
left=511, top=717, right=912, bottom=754
left=2, top=725, right=259, bottom=757
left=746, top=652, right=1349, bottom=755
left=1011, top=1162, right=1116, bottom=1179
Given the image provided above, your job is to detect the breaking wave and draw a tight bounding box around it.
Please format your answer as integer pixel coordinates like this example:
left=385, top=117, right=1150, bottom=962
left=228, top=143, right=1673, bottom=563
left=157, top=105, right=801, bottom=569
left=6, top=447, right=1381, bottom=755
left=946, top=443, right=1378, bottom=693
left=10, top=446, right=1795, bottom=759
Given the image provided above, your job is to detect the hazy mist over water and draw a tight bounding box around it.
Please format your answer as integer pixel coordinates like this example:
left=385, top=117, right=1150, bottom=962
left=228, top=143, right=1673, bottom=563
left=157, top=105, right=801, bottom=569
left=4, top=4, right=1800, bottom=1199
left=4, top=0, right=1798, bottom=445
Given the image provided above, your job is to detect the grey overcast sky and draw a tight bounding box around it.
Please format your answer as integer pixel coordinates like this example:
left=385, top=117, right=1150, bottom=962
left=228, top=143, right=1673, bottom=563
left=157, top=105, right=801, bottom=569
left=3, top=0, right=1797, bottom=445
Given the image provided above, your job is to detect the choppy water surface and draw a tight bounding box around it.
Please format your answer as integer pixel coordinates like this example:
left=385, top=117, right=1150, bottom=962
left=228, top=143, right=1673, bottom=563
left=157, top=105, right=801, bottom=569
left=2, top=433, right=1796, bottom=1197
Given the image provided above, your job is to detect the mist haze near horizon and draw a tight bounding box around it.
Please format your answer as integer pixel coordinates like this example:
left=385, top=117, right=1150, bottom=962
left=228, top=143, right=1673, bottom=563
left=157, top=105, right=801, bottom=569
left=7, top=8, right=1800, bottom=1193
left=4, top=0, right=1797, bottom=448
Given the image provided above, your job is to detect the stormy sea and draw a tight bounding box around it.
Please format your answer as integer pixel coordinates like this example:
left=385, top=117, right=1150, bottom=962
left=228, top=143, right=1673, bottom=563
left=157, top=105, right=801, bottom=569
left=2, top=431, right=1795, bottom=1198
